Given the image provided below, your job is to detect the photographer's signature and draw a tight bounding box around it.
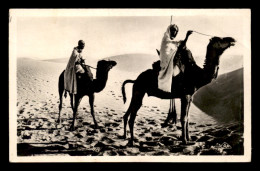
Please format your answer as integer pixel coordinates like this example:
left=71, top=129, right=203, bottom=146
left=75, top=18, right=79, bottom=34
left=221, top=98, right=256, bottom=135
left=212, top=142, right=232, bottom=151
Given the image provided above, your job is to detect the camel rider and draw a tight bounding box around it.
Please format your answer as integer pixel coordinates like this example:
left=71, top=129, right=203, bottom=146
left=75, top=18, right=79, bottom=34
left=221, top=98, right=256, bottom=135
left=158, top=24, right=193, bottom=93
left=64, top=40, right=91, bottom=95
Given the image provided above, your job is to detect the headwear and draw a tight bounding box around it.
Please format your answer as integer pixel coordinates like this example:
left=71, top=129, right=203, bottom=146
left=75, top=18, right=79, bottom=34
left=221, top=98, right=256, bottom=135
left=169, top=24, right=179, bottom=36
left=78, top=40, right=85, bottom=46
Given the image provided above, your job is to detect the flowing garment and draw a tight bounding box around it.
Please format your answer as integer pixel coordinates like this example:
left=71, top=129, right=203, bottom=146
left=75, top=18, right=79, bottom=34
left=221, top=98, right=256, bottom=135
left=64, top=47, right=84, bottom=94
left=158, top=25, right=181, bottom=92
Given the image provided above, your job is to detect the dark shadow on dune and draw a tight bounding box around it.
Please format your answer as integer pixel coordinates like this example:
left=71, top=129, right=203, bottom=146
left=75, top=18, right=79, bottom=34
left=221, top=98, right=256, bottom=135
left=193, top=68, right=244, bottom=123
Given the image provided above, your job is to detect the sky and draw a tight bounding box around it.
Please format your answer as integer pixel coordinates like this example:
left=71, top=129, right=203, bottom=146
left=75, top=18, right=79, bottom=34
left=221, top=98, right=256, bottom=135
left=11, top=9, right=250, bottom=61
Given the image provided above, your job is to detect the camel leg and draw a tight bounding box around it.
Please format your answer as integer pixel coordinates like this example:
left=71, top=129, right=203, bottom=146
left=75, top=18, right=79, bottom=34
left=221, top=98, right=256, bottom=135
left=69, top=94, right=81, bottom=131
left=180, top=95, right=192, bottom=144
left=89, top=94, right=98, bottom=129
left=170, top=99, right=177, bottom=125
left=186, top=115, right=190, bottom=141
left=128, top=91, right=145, bottom=146
left=161, top=99, right=177, bottom=127
left=123, top=106, right=132, bottom=139
left=57, top=89, right=63, bottom=124
left=57, top=72, right=64, bottom=124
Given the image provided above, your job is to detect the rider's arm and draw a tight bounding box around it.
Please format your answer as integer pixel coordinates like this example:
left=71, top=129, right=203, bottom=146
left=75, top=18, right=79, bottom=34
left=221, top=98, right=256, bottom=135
left=179, top=30, right=193, bottom=50
left=79, top=55, right=86, bottom=66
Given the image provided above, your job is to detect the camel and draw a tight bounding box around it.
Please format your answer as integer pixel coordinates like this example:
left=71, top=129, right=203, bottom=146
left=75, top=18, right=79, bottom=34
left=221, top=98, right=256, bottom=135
left=57, top=60, right=117, bottom=130
left=121, top=37, right=235, bottom=146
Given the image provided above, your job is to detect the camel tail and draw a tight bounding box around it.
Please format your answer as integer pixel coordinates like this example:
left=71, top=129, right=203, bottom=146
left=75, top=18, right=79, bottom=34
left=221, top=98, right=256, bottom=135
left=58, top=71, right=66, bottom=98
left=121, top=80, right=135, bottom=104
left=156, top=49, right=160, bottom=56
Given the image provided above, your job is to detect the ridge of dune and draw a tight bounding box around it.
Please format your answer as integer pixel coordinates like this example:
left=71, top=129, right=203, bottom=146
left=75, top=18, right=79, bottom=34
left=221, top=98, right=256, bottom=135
left=43, top=57, right=69, bottom=63
left=103, top=53, right=158, bottom=72
left=40, top=53, right=243, bottom=75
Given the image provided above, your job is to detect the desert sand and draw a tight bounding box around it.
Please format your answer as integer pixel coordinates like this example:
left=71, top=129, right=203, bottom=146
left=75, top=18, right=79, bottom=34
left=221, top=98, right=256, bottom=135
left=16, top=56, right=244, bottom=156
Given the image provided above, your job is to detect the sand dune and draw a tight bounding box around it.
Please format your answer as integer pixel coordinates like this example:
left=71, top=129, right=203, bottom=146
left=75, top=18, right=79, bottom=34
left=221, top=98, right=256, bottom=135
left=43, top=53, right=243, bottom=74
left=103, top=53, right=243, bottom=74
left=16, top=57, right=244, bottom=156
left=103, top=53, right=159, bottom=73
left=193, top=68, right=244, bottom=123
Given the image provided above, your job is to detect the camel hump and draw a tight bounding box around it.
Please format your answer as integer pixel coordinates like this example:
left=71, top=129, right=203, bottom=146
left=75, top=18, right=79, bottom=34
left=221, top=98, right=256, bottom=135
left=179, top=48, right=196, bottom=65
left=152, top=60, right=161, bottom=72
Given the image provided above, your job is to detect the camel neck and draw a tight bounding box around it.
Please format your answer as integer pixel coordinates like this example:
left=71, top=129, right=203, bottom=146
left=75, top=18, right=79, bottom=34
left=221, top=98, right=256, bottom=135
left=204, top=47, right=221, bottom=69
left=203, top=47, right=221, bottom=81
left=93, top=68, right=109, bottom=93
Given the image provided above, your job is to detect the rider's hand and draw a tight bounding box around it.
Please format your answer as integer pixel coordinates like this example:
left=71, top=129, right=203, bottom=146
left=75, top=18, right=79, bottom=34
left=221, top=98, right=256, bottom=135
left=187, top=30, right=193, bottom=36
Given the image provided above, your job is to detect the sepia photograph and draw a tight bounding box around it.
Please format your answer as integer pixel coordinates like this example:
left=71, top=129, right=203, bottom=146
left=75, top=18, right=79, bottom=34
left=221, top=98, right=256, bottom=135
left=9, top=9, right=251, bottom=162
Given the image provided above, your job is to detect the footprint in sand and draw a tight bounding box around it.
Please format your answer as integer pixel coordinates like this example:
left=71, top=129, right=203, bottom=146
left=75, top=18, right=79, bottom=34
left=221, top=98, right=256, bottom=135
left=21, top=131, right=32, bottom=139
left=19, top=108, right=25, bottom=114
left=151, top=131, right=163, bottom=137
left=176, top=126, right=182, bottom=130
left=189, top=122, right=196, bottom=125
left=107, top=128, right=113, bottom=131
left=139, top=145, right=157, bottom=152
left=145, top=137, right=153, bottom=141
left=139, top=133, right=145, bottom=137
left=190, top=135, right=200, bottom=141
left=210, top=129, right=231, bottom=137
left=114, top=119, right=122, bottom=123
left=148, top=121, right=156, bottom=125
left=159, top=136, right=177, bottom=146
left=136, top=122, right=144, bottom=126
left=105, top=122, right=120, bottom=128
left=197, top=135, right=213, bottom=142
left=196, top=124, right=207, bottom=128
left=101, top=136, right=115, bottom=144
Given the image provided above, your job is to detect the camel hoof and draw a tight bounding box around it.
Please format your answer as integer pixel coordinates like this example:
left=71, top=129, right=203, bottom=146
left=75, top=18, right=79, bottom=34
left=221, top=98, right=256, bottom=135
left=181, top=139, right=188, bottom=145
left=161, top=122, right=169, bottom=128
left=126, top=140, right=134, bottom=147
left=180, top=140, right=196, bottom=146
left=56, top=124, right=62, bottom=129
left=94, top=124, right=99, bottom=129
left=69, top=126, right=75, bottom=131
left=56, top=118, right=62, bottom=124
left=118, top=135, right=126, bottom=139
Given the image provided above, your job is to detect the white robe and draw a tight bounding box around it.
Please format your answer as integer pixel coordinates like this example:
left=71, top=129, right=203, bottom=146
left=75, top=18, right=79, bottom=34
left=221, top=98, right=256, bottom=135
left=64, top=47, right=83, bottom=94
left=158, top=25, right=181, bottom=92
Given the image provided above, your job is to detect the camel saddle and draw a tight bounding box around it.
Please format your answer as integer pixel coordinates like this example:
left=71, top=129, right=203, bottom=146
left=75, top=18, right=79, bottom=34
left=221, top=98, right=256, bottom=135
left=76, top=64, right=94, bottom=92
left=149, top=48, right=196, bottom=98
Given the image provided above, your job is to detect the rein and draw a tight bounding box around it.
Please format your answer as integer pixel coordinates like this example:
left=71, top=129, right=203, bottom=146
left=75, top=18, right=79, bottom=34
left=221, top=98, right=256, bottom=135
left=190, top=30, right=220, bottom=79
left=192, top=30, right=215, bottom=37
left=84, top=64, right=97, bottom=70
left=168, top=16, right=215, bottom=38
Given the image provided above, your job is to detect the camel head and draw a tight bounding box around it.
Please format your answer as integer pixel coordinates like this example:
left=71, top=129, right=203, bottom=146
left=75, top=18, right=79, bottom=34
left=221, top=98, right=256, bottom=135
left=93, top=60, right=117, bottom=93
left=203, top=37, right=235, bottom=80
left=205, top=36, right=235, bottom=66
left=97, top=60, right=117, bottom=72
left=208, top=37, right=236, bottom=56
